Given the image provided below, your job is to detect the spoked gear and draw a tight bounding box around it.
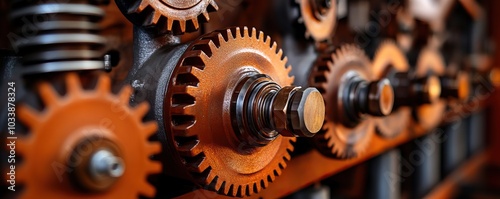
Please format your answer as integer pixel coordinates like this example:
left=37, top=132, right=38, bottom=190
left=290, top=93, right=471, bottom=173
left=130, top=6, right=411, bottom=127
left=165, top=27, right=296, bottom=197
left=371, top=41, right=411, bottom=138
left=412, top=47, right=446, bottom=130
left=297, top=0, right=337, bottom=42
left=17, top=73, right=162, bottom=199
left=116, top=0, right=218, bottom=34
left=309, top=45, right=382, bottom=159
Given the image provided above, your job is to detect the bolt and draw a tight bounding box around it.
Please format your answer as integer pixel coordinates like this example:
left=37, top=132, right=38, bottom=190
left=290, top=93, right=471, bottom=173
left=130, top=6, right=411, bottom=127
left=232, top=74, right=325, bottom=146
left=440, top=73, right=470, bottom=101
left=288, top=87, right=325, bottom=137
left=90, top=149, right=125, bottom=179
left=391, top=72, right=442, bottom=108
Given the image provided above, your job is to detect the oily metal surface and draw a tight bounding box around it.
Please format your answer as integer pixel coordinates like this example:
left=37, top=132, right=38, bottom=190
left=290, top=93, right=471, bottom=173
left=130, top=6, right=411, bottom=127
left=371, top=41, right=411, bottom=138
left=16, top=73, right=162, bottom=199
left=413, top=47, right=447, bottom=131
left=309, top=44, right=374, bottom=159
left=164, top=27, right=296, bottom=197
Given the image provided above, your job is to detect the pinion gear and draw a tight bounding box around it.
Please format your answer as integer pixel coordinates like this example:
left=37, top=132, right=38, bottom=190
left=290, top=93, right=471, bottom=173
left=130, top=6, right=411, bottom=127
left=309, top=45, right=374, bottom=159
left=123, top=0, right=218, bottom=34
left=165, top=27, right=296, bottom=197
left=17, top=73, right=162, bottom=199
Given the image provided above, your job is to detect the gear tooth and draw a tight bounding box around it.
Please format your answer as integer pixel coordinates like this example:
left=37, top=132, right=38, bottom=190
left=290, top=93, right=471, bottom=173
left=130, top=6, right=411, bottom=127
left=142, top=121, right=158, bottom=137
left=202, top=11, right=210, bottom=21
left=191, top=18, right=200, bottom=30
left=261, top=179, right=269, bottom=189
left=227, top=184, right=236, bottom=197
left=134, top=102, right=150, bottom=119
left=251, top=27, right=257, bottom=39
left=264, top=35, right=271, bottom=46
left=145, top=10, right=162, bottom=26
left=209, top=0, right=219, bottom=10
left=245, top=184, right=251, bottom=196
left=18, top=105, right=41, bottom=127
left=258, top=31, right=264, bottom=41
left=147, top=142, right=162, bottom=155
left=213, top=177, right=224, bottom=192
left=268, top=173, right=276, bottom=182
left=218, top=33, right=227, bottom=43
left=65, top=73, right=82, bottom=94
left=277, top=49, right=283, bottom=59
left=176, top=137, right=202, bottom=156
left=147, top=161, right=163, bottom=174
left=95, top=74, right=111, bottom=95
left=283, top=153, right=291, bottom=161
left=138, top=180, right=157, bottom=198
left=271, top=42, right=278, bottom=53
left=179, top=20, right=187, bottom=33
left=38, top=82, right=60, bottom=106
left=118, top=86, right=133, bottom=105
left=167, top=19, right=174, bottom=31
left=243, top=26, right=250, bottom=38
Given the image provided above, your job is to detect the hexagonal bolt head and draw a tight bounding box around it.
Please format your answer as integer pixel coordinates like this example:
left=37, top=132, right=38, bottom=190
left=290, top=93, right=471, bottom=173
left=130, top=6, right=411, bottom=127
left=288, top=87, right=325, bottom=137
left=272, top=87, right=298, bottom=137
left=367, top=79, right=394, bottom=116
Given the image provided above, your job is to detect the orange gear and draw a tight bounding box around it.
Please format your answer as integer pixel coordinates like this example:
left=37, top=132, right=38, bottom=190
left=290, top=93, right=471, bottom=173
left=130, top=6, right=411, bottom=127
left=309, top=45, right=375, bottom=159
left=413, top=47, right=446, bottom=130
left=16, top=73, right=162, bottom=199
left=372, top=41, right=411, bottom=138
left=298, top=0, right=337, bottom=42
left=164, top=27, right=295, bottom=197
left=126, top=0, right=218, bottom=34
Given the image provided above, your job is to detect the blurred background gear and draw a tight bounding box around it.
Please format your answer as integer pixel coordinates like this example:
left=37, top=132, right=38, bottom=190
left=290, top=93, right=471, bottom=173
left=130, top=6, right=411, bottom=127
left=115, top=0, right=218, bottom=34
left=16, top=73, right=161, bottom=199
left=310, top=44, right=394, bottom=159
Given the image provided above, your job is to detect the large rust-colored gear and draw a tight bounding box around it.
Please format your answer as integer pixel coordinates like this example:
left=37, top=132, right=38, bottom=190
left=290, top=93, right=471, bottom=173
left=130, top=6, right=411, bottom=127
left=413, top=47, right=446, bottom=130
left=309, top=45, right=375, bottom=159
left=164, top=27, right=296, bottom=197
left=122, top=0, right=218, bottom=34
left=298, top=0, right=337, bottom=42
left=372, top=41, right=411, bottom=138
left=16, top=73, right=162, bottom=199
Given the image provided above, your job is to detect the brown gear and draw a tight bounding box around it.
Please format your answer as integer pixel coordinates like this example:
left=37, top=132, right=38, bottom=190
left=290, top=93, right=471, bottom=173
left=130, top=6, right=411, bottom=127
left=126, top=0, right=218, bottom=33
left=164, top=27, right=296, bottom=197
left=309, top=45, right=375, bottom=159
left=16, top=73, right=162, bottom=199
left=413, top=47, right=446, bottom=130
left=298, top=0, right=337, bottom=42
left=372, top=41, right=411, bottom=138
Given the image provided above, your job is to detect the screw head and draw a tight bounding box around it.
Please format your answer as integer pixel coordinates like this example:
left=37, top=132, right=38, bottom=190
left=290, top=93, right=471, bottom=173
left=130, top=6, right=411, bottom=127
left=289, top=87, right=325, bottom=137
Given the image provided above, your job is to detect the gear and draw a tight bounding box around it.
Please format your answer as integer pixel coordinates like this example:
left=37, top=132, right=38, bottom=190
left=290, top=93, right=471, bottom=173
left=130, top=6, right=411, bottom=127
left=17, top=73, right=162, bottom=199
left=164, top=27, right=296, bottom=197
left=413, top=47, right=446, bottom=130
left=298, top=0, right=337, bottom=42
left=117, top=0, right=218, bottom=34
left=309, top=45, right=378, bottom=159
left=371, top=41, right=411, bottom=138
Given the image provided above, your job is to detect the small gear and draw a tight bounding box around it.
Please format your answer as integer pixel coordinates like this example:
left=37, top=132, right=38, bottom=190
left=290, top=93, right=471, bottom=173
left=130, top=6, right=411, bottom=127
left=165, top=27, right=295, bottom=197
left=371, top=41, right=411, bottom=138
left=309, top=45, right=376, bottom=159
left=297, top=0, right=337, bottom=42
left=413, top=47, right=446, bottom=130
left=117, top=0, right=218, bottom=34
left=17, top=73, right=162, bottom=199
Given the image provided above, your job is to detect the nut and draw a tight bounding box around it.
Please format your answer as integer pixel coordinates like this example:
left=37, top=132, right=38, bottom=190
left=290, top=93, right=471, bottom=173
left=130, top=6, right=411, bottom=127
left=271, top=86, right=298, bottom=137
left=289, top=87, right=325, bottom=137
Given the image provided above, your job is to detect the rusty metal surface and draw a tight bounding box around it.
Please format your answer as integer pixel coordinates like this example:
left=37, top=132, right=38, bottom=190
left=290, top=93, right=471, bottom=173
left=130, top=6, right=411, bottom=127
left=163, top=27, right=297, bottom=197
left=16, top=73, right=162, bottom=199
